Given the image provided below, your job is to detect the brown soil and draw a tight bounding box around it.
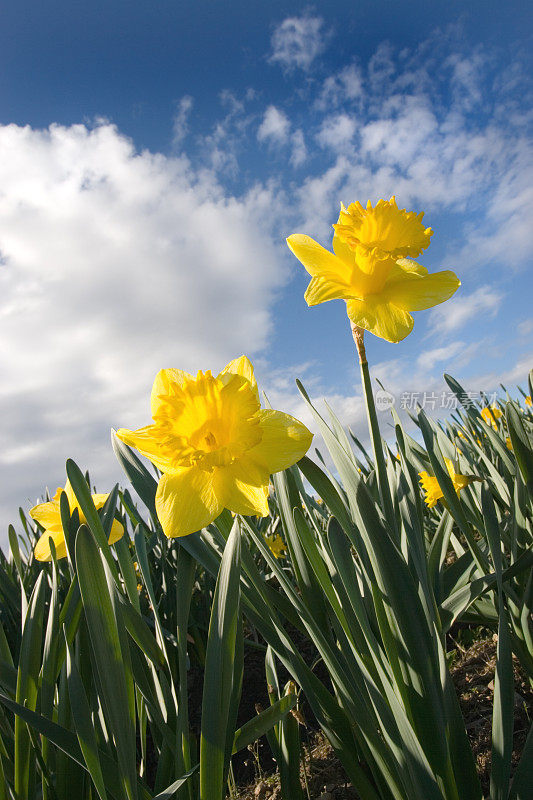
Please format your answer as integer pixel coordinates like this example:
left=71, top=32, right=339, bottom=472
left=236, top=637, right=532, bottom=800
left=450, top=635, right=532, bottom=797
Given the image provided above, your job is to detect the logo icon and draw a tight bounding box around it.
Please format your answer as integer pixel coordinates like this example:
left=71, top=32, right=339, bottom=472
left=375, top=389, right=395, bottom=412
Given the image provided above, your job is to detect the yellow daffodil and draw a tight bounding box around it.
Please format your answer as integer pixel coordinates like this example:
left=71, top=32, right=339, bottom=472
left=481, top=405, right=502, bottom=430
left=419, top=458, right=475, bottom=508
left=265, top=534, right=287, bottom=559
left=117, top=356, right=312, bottom=538
left=525, top=396, right=532, bottom=407
left=456, top=428, right=482, bottom=446
left=287, top=197, right=460, bottom=342
left=30, top=480, right=124, bottom=561
left=506, top=437, right=513, bottom=450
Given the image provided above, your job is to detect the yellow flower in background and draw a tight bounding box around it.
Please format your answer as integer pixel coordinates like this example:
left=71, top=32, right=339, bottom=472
left=506, top=437, right=513, bottom=450
left=287, top=197, right=460, bottom=343
left=456, top=428, right=482, bottom=446
left=481, top=405, right=502, bottom=430
left=419, top=458, right=474, bottom=508
left=525, top=396, right=532, bottom=407
left=30, top=481, right=124, bottom=561
left=117, top=356, right=312, bottom=538
left=265, top=533, right=287, bottom=559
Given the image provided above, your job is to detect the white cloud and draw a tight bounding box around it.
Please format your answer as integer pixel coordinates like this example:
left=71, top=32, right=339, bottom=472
left=316, top=64, right=364, bottom=109
left=368, top=42, right=396, bottom=93
left=316, top=114, right=357, bottom=149
left=417, top=342, right=465, bottom=373
left=196, top=90, right=255, bottom=175
left=290, top=129, right=307, bottom=167
left=518, top=319, right=533, bottom=337
left=428, top=285, right=503, bottom=335
left=269, top=13, right=327, bottom=71
left=281, top=30, right=532, bottom=271
left=257, top=105, right=290, bottom=144
left=446, top=50, right=487, bottom=111
left=172, top=95, right=194, bottom=147
left=0, top=121, right=287, bottom=536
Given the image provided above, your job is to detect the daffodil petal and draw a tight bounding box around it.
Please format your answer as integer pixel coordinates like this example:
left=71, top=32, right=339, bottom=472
left=304, top=276, right=357, bottom=306
left=108, top=518, right=125, bottom=545
left=332, top=231, right=355, bottom=264
left=218, top=355, right=259, bottom=403
left=155, top=467, right=222, bottom=537
left=384, top=269, right=460, bottom=311
left=247, top=409, right=313, bottom=474
left=63, top=480, right=78, bottom=512
left=213, top=465, right=270, bottom=517
left=389, top=258, right=429, bottom=278
left=229, top=453, right=270, bottom=487
left=151, top=368, right=195, bottom=417
left=346, top=297, right=414, bottom=343
left=34, top=530, right=68, bottom=562
left=30, top=499, right=62, bottom=530
left=91, top=493, right=110, bottom=510
left=286, top=234, right=352, bottom=282
left=116, top=425, right=174, bottom=472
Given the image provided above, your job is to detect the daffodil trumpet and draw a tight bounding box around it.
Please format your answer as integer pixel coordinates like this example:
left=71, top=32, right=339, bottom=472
left=419, top=458, right=478, bottom=508
left=117, top=356, right=312, bottom=538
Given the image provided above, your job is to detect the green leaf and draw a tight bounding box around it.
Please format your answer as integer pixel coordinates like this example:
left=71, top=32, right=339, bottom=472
left=509, top=721, right=533, bottom=799
left=15, top=571, right=45, bottom=799
left=75, top=525, right=138, bottom=800
left=64, top=629, right=108, bottom=800
left=440, top=548, right=533, bottom=630
left=66, top=459, right=120, bottom=583
left=199, top=518, right=241, bottom=800
left=0, top=691, right=151, bottom=800
left=118, top=598, right=166, bottom=667
left=278, top=684, right=304, bottom=800
left=443, top=374, right=515, bottom=473
left=232, top=690, right=298, bottom=755
left=483, top=487, right=514, bottom=800
left=111, top=430, right=157, bottom=515
left=9, top=526, right=28, bottom=619
left=506, top=402, right=533, bottom=492
left=151, top=766, right=199, bottom=800
left=264, top=647, right=282, bottom=764
left=115, top=533, right=140, bottom=610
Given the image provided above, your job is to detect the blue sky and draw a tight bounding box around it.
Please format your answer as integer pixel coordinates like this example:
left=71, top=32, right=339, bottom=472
left=1, top=1, right=532, bottom=542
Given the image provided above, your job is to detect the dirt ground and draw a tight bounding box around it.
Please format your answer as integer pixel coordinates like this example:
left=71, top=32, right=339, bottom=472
left=236, top=636, right=532, bottom=800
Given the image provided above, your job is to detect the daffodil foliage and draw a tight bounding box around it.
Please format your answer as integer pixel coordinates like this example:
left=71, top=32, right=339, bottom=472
left=287, top=196, right=460, bottom=342
left=117, top=356, right=312, bottom=537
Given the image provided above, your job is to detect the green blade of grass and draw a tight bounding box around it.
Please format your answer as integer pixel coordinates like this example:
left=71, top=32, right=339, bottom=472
left=0, top=690, right=152, bottom=800
left=64, top=629, right=108, bottom=800
left=199, top=517, right=241, bottom=800
left=111, top=430, right=157, bottom=516
left=75, top=524, right=138, bottom=800
left=14, top=571, right=45, bottom=799
left=231, top=691, right=297, bottom=754
left=66, top=459, right=120, bottom=583
left=482, top=487, right=514, bottom=800
left=506, top=402, right=533, bottom=493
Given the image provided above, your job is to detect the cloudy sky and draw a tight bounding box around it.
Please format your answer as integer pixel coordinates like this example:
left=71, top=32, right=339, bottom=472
left=1, top=0, right=532, bottom=546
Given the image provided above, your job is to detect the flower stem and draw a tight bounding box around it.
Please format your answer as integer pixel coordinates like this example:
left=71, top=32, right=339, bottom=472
left=351, top=323, right=397, bottom=535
